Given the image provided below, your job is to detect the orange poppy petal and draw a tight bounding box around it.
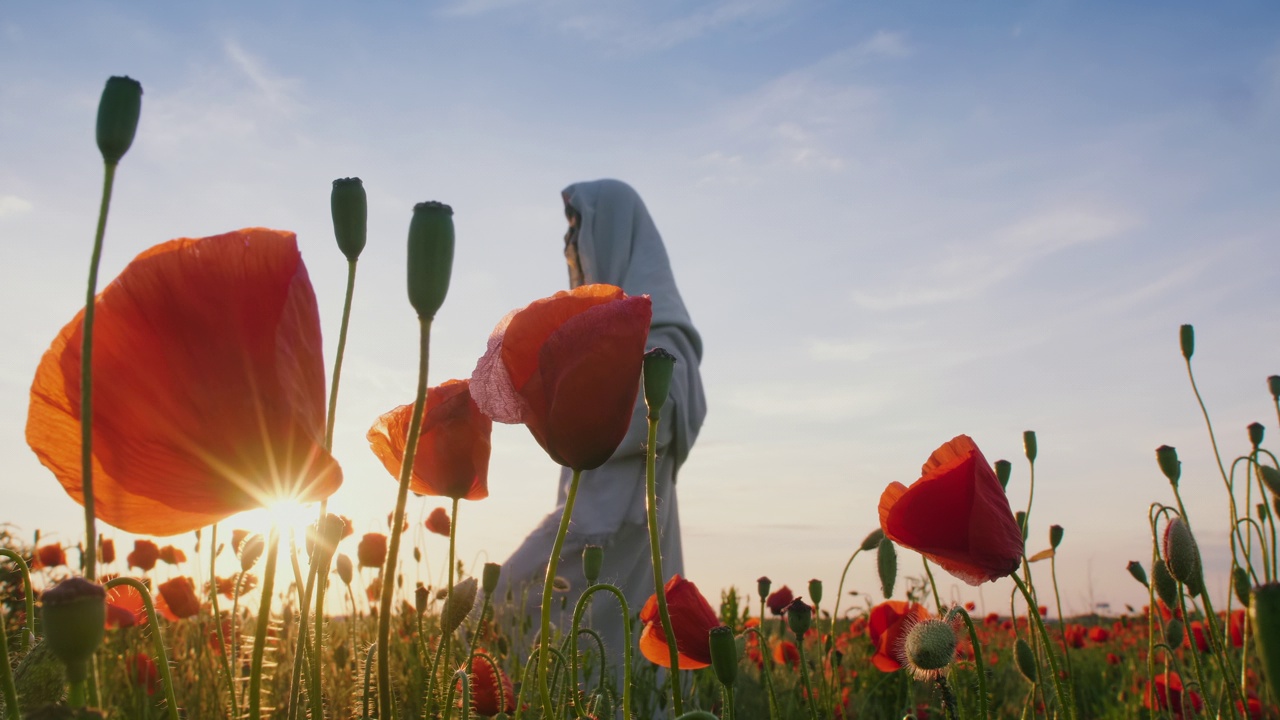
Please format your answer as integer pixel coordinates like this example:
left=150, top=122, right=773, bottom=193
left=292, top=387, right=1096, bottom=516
left=639, top=623, right=711, bottom=670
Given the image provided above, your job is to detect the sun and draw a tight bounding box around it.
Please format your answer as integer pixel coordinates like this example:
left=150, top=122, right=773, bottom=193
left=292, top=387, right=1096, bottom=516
left=229, top=499, right=319, bottom=539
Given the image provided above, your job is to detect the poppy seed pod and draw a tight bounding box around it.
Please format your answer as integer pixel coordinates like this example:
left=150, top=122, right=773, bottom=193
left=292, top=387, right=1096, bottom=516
left=415, top=583, right=429, bottom=615
left=902, top=618, right=958, bottom=680
left=1023, top=431, right=1037, bottom=462
left=482, top=562, right=502, bottom=596
left=1179, top=324, right=1194, bottom=360
left=860, top=528, right=885, bottom=552
left=1234, top=567, right=1252, bottom=608
left=40, top=577, right=106, bottom=683
left=96, top=76, right=142, bottom=165
left=785, top=598, right=812, bottom=636
left=331, top=178, right=367, bottom=261
left=240, top=534, right=265, bottom=573
left=1163, top=517, right=1204, bottom=593
left=1152, top=557, right=1180, bottom=608
left=994, top=459, right=1012, bottom=490
left=1156, top=445, right=1181, bottom=487
left=1251, top=583, right=1280, bottom=702
left=406, top=201, right=454, bottom=319
left=642, top=348, right=676, bottom=420
left=1164, top=618, right=1185, bottom=649
left=808, top=578, right=823, bottom=607
left=708, top=625, right=738, bottom=687
left=1126, top=561, right=1149, bottom=588
left=335, top=554, right=353, bottom=585
left=1259, top=466, right=1280, bottom=496
left=441, top=577, right=478, bottom=637
left=757, top=576, right=771, bottom=601
left=1014, top=637, right=1037, bottom=683
left=1249, top=422, right=1266, bottom=449
left=1269, top=376, right=1280, bottom=401
left=1049, top=525, right=1064, bottom=550
left=877, top=536, right=897, bottom=599
left=583, top=545, right=603, bottom=586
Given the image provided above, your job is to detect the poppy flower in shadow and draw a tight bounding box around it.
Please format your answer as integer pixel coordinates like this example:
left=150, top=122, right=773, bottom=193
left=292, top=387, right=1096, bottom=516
left=358, top=533, right=387, bottom=569
left=156, top=576, right=200, bottom=621
left=766, top=585, right=794, bottom=616
left=131, top=653, right=160, bottom=695
left=639, top=574, right=720, bottom=669
left=100, top=538, right=116, bottom=564
left=471, top=284, right=652, bottom=471
left=127, top=540, right=160, bottom=572
left=157, top=545, right=186, bottom=565
left=868, top=600, right=929, bottom=672
left=34, top=544, right=66, bottom=569
left=26, top=229, right=342, bottom=535
left=461, top=652, right=515, bottom=716
left=772, top=640, right=800, bottom=669
left=426, top=507, right=451, bottom=537
left=878, top=435, right=1023, bottom=586
left=105, top=582, right=148, bottom=629
left=1146, top=671, right=1203, bottom=717
left=368, top=379, right=492, bottom=501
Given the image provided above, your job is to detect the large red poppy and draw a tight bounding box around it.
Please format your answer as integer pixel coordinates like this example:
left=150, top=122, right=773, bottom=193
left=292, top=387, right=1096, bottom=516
left=127, top=540, right=160, bottom=572
left=367, top=379, right=492, bottom=501
left=639, top=574, right=721, bottom=670
left=867, top=600, right=929, bottom=672
left=358, top=533, right=387, bottom=568
left=105, top=582, right=148, bottom=629
left=26, top=229, right=342, bottom=535
left=156, top=576, right=201, bottom=620
left=461, top=652, right=515, bottom=716
left=471, top=284, right=652, bottom=471
left=878, top=435, right=1023, bottom=586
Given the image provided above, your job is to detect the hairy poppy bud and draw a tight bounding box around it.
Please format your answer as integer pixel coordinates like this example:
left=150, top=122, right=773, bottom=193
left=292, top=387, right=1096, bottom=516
left=708, top=625, right=737, bottom=687
left=240, top=534, right=265, bottom=572
left=1126, top=561, right=1149, bottom=588
left=1015, top=511, right=1028, bottom=542
left=1014, top=637, right=1037, bottom=682
left=994, top=459, right=1012, bottom=490
left=1259, top=466, right=1280, bottom=496
left=1152, top=557, right=1179, bottom=608
left=582, top=545, right=603, bottom=586
left=40, top=578, right=106, bottom=683
left=1249, top=422, right=1266, bottom=450
left=903, top=618, right=958, bottom=680
left=1163, top=517, right=1204, bottom=594
left=808, top=579, right=823, bottom=607
left=1023, top=431, right=1037, bottom=463
left=643, top=348, right=676, bottom=420
left=860, top=528, right=884, bottom=552
left=96, top=76, right=142, bottom=165
left=1165, top=618, right=1185, bottom=649
left=331, top=178, right=367, bottom=261
left=877, top=536, right=897, bottom=599
left=1156, top=445, right=1181, bottom=487
left=441, top=577, right=478, bottom=637
left=415, top=583, right=429, bottom=615
left=1269, top=376, right=1280, bottom=402
left=1234, top=567, right=1252, bottom=608
left=786, top=598, right=812, bottom=636
left=483, top=562, right=502, bottom=596
left=335, top=554, right=353, bottom=586
left=1049, top=525, right=1064, bottom=550
left=406, top=201, right=454, bottom=319
left=1251, top=583, right=1280, bottom=702
left=1179, top=324, right=1194, bottom=360
left=757, top=576, right=771, bottom=601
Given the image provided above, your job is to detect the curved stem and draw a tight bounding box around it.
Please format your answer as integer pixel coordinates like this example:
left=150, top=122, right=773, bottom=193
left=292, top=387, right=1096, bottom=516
left=208, top=525, right=238, bottom=720
left=743, top=627, right=781, bottom=720
left=922, top=558, right=945, bottom=616
left=0, top=551, right=35, bottom=648
left=644, top=415, right=683, bottom=716
left=0, top=603, right=18, bottom=720
left=827, top=548, right=862, bottom=650
left=286, top=554, right=319, bottom=720
left=1048, top=556, right=1077, bottom=711
left=571, top=583, right=633, bottom=720
left=104, top=577, right=180, bottom=720
left=325, top=259, right=358, bottom=452
left=379, top=315, right=433, bottom=718
left=248, top=529, right=280, bottom=719
left=1011, top=575, right=1075, bottom=720
left=954, top=608, right=989, bottom=720
left=537, top=468, right=583, bottom=718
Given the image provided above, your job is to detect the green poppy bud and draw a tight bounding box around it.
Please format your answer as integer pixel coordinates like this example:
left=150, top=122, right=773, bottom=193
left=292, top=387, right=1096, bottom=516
left=96, top=76, right=142, bottom=165
left=1251, top=583, right=1280, bottom=702
left=415, top=583, right=429, bottom=615
left=1152, top=557, right=1180, bottom=609
left=643, top=348, right=676, bottom=420
left=1164, top=618, right=1185, bottom=649
left=335, top=553, right=353, bottom=586
left=1049, top=525, right=1064, bottom=550
left=860, top=528, right=884, bottom=552
left=1261, top=503, right=1271, bottom=522
left=1179, top=324, right=1194, bottom=360
left=1249, top=422, right=1266, bottom=450
left=483, top=562, right=502, bottom=596
left=757, top=576, right=771, bottom=601
left=1023, top=430, right=1037, bottom=463
left=1015, top=511, right=1028, bottom=542
left=994, top=459, right=1012, bottom=490
left=785, top=598, right=812, bottom=636
left=877, top=536, right=897, bottom=599
left=1234, top=567, right=1252, bottom=608
left=331, top=177, right=367, bottom=261
left=441, top=577, right=478, bottom=637
left=1163, top=517, right=1204, bottom=594
left=708, top=625, right=738, bottom=687
left=583, top=545, right=603, bottom=586
left=903, top=618, right=957, bottom=680
left=1014, top=637, right=1037, bottom=683
left=1269, top=376, right=1280, bottom=402
left=406, top=201, right=454, bottom=319
left=240, top=533, right=265, bottom=572
left=1259, top=465, right=1280, bottom=496
left=808, top=578, right=823, bottom=607
left=1126, top=561, right=1148, bottom=587
left=1156, top=445, right=1181, bottom=488
left=40, top=578, right=106, bottom=684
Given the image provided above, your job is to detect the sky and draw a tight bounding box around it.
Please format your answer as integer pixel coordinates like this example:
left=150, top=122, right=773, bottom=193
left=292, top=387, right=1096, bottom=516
left=2, top=1, right=1280, bottom=619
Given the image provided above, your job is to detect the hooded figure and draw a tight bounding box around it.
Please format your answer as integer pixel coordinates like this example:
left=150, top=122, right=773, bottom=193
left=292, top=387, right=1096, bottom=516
left=497, top=179, right=707, bottom=698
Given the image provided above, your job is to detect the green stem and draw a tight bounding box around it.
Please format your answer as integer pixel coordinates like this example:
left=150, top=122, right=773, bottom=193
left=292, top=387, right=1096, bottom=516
left=0, top=602, right=18, bottom=720
left=362, top=642, right=377, bottom=720
left=0, top=551, right=35, bottom=648
left=1048, top=557, right=1077, bottom=711
left=743, top=627, right=781, bottom=720
left=443, top=669, right=471, bottom=720
left=794, top=635, right=819, bottom=720
left=538, top=468, right=583, bottom=718
left=570, top=584, right=633, bottom=720
left=325, top=259, right=358, bottom=452
left=104, top=577, right=180, bottom=720
left=248, top=529, right=280, bottom=720
left=311, top=551, right=332, bottom=720
left=922, top=558, right=945, bottom=616
left=722, top=683, right=736, bottom=720
left=80, top=161, right=117, bottom=582
left=442, top=496, right=460, bottom=720
left=380, top=315, right=433, bottom=718
left=644, top=415, right=684, bottom=716
left=208, top=525, right=239, bottom=720
left=286, top=554, right=319, bottom=720
left=1011, top=575, right=1075, bottom=720
left=955, top=608, right=990, bottom=720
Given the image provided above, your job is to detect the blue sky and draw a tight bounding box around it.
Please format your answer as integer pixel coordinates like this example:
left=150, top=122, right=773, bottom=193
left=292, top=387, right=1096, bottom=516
left=2, top=1, right=1279, bottom=617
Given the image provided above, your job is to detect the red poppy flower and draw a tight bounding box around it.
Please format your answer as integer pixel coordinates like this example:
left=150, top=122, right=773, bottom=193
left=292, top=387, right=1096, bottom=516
left=766, top=585, right=794, bottom=616
left=639, top=575, right=720, bottom=669
left=772, top=640, right=800, bottom=669
left=34, top=544, right=66, bottom=569
left=1229, top=609, right=1247, bottom=648
left=1146, top=672, right=1203, bottom=717
left=1189, top=621, right=1210, bottom=652
left=471, top=284, right=652, bottom=471
left=867, top=600, right=929, bottom=672
left=127, top=540, right=160, bottom=571
left=878, top=435, right=1023, bottom=585
left=26, top=229, right=343, bottom=535
left=1087, top=626, right=1110, bottom=643
left=156, top=576, right=200, bottom=620
left=461, top=653, right=515, bottom=716
left=358, top=533, right=387, bottom=568
left=368, top=379, right=492, bottom=501
left=158, top=545, right=186, bottom=565
left=426, top=507, right=451, bottom=537
left=131, top=653, right=160, bottom=695
left=100, top=538, right=116, bottom=564
left=105, top=582, right=148, bottom=628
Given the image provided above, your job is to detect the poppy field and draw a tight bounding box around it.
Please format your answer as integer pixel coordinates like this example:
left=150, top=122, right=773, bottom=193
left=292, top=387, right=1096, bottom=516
left=4, top=77, right=1280, bottom=720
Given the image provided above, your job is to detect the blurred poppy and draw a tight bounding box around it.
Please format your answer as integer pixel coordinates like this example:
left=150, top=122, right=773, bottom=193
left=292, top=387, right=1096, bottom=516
left=156, top=576, right=200, bottom=620
left=34, top=544, right=66, bottom=569
left=209, top=574, right=256, bottom=600
left=868, top=600, right=930, bottom=672
left=461, top=653, right=515, bottom=716
left=1189, top=621, right=1210, bottom=652
left=772, top=640, right=800, bottom=669
left=426, top=507, right=451, bottom=537
left=100, top=538, right=115, bottom=564
left=231, top=529, right=251, bottom=555
left=105, top=582, right=148, bottom=628
left=26, top=229, right=343, bottom=535
left=1146, top=671, right=1203, bottom=718
left=1087, top=626, right=1110, bottom=643
left=128, top=540, right=160, bottom=571
left=130, top=653, right=160, bottom=695
left=878, top=435, right=1023, bottom=585
left=639, top=575, right=720, bottom=669
left=1106, top=652, right=1121, bottom=665
left=1229, top=609, right=1247, bottom=648
left=158, top=545, right=186, bottom=565
left=963, top=601, right=976, bottom=612
left=766, top=586, right=794, bottom=616
left=369, top=379, right=492, bottom=501
left=471, top=284, right=652, bottom=471
left=358, top=533, right=387, bottom=568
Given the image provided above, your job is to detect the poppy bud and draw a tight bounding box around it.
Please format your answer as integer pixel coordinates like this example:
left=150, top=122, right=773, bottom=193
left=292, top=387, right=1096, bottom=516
left=331, top=178, right=367, bottom=261
left=860, top=528, right=884, bottom=552
left=415, top=583, right=429, bottom=615
left=1261, top=503, right=1271, bottom=522
left=994, top=459, right=1012, bottom=490
left=786, top=598, right=812, bottom=636
left=1179, top=324, right=1194, bottom=360
left=1234, top=567, right=1252, bottom=608
left=96, top=76, right=142, bottom=165
left=412, top=547, right=421, bottom=563
left=1126, top=561, right=1148, bottom=588
left=1259, top=465, right=1280, bottom=496
left=1269, top=376, right=1280, bottom=401
left=441, top=577, right=478, bottom=637
left=757, top=576, right=771, bottom=601
left=583, top=545, right=603, bottom=586
left=40, top=577, right=106, bottom=683
left=1251, top=583, right=1280, bottom=702
left=1049, top=525, right=1064, bottom=550
left=903, top=618, right=957, bottom=680
left=1164, top=618, right=1184, bottom=649
left=406, top=201, right=455, bottom=320
left=240, top=534, right=265, bottom=572
left=808, top=579, right=823, bottom=607
left=1015, top=511, right=1028, bottom=542
left=1152, top=557, right=1180, bottom=608
left=1014, top=637, right=1037, bottom=683
left=473, top=563, right=499, bottom=599
left=708, top=625, right=737, bottom=687
left=335, top=554, right=353, bottom=585
left=1023, top=431, right=1037, bottom=463
left=642, top=348, right=676, bottom=420
left=1155, top=445, right=1181, bottom=487
left=877, top=536, right=897, bottom=599
left=1163, top=517, right=1204, bottom=594
left=1249, top=422, right=1266, bottom=450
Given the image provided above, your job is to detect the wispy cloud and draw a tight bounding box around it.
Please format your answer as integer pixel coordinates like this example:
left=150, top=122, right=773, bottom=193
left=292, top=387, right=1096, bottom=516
left=857, top=30, right=911, bottom=59
left=223, top=39, right=301, bottom=115
left=0, top=195, right=32, bottom=218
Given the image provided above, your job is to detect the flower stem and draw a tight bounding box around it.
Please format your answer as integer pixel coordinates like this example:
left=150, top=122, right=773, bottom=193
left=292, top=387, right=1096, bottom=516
left=248, top=528, right=280, bottom=720
left=104, top=577, right=180, bottom=720
left=0, top=603, right=18, bottom=720
left=325, top=258, right=358, bottom=452
left=538, top=468, right=583, bottom=718
left=208, top=525, right=239, bottom=720
left=645, top=414, right=684, bottom=717
left=1011, top=575, right=1075, bottom=720
left=794, top=634, right=819, bottom=720
left=0, top=550, right=35, bottom=648
left=571, top=584, right=633, bottom=720
left=286, top=555, right=319, bottom=720
left=922, top=558, right=945, bottom=616
left=954, top=608, right=989, bottom=720
left=379, top=315, right=433, bottom=718
left=1048, top=556, right=1077, bottom=711
left=441, top=496, right=460, bottom=720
